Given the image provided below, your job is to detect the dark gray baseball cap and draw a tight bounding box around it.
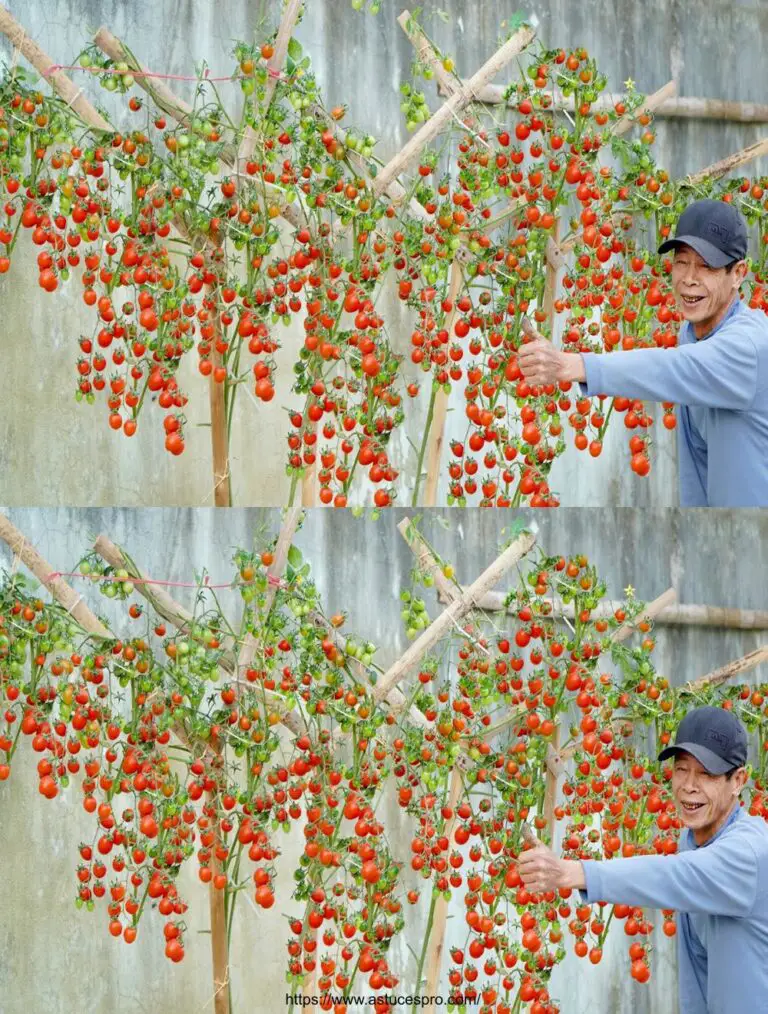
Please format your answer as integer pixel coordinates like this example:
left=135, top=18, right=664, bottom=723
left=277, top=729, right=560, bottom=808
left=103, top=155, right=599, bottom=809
left=658, top=198, right=748, bottom=268
left=658, top=705, right=748, bottom=774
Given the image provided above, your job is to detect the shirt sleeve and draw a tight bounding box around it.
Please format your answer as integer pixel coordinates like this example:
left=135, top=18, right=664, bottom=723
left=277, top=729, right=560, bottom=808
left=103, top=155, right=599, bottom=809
left=579, top=330, right=759, bottom=410
left=580, top=835, right=759, bottom=917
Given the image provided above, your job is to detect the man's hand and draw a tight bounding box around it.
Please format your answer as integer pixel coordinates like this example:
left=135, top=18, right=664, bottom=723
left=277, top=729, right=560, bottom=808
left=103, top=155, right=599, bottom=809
left=517, top=320, right=586, bottom=386
left=518, top=832, right=586, bottom=893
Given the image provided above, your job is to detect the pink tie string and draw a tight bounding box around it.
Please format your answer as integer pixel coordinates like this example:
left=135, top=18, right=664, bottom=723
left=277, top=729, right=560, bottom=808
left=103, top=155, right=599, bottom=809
left=43, top=64, right=289, bottom=83
left=47, top=570, right=288, bottom=590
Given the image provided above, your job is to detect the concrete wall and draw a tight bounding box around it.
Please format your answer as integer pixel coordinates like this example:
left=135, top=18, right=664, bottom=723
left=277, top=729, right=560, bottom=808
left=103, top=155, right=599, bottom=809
left=1, top=0, right=767, bottom=506
left=1, top=506, right=767, bottom=1014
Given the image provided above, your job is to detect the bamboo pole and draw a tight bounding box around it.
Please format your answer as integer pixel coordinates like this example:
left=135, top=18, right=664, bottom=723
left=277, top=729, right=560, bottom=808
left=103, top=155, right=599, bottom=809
left=209, top=331, right=232, bottom=507
left=372, top=23, right=535, bottom=203
left=93, top=27, right=192, bottom=126
left=397, top=10, right=457, bottom=96
left=0, top=5, right=111, bottom=131
left=238, top=0, right=302, bottom=169
left=542, top=220, right=562, bottom=339
left=421, top=259, right=463, bottom=506
left=441, top=588, right=768, bottom=631
left=612, top=80, right=678, bottom=138
left=0, top=514, right=111, bottom=639
left=396, top=12, right=468, bottom=507
left=684, top=136, right=768, bottom=187
left=610, top=588, right=677, bottom=644
left=373, top=530, right=535, bottom=708
left=435, top=83, right=768, bottom=124
left=542, top=726, right=561, bottom=844
left=208, top=795, right=231, bottom=1014
left=682, top=645, right=768, bottom=693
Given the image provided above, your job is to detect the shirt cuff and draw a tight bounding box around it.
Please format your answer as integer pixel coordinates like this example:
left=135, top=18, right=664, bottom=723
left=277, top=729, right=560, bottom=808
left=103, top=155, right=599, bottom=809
left=580, top=352, right=603, bottom=397
left=580, top=859, right=603, bottom=903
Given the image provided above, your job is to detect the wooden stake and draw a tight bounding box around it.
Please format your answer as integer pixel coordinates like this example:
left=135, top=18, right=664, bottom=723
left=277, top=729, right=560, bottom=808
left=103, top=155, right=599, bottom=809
left=610, top=588, right=677, bottom=644
left=435, top=82, right=768, bottom=124
left=683, top=646, right=768, bottom=693
left=373, top=23, right=534, bottom=203
left=542, top=727, right=562, bottom=844
left=374, top=530, right=535, bottom=709
left=0, top=513, right=110, bottom=638
left=542, top=220, right=562, bottom=340
left=397, top=10, right=457, bottom=97
left=238, top=0, right=302, bottom=169
left=684, top=137, right=768, bottom=187
left=610, top=80, right=678, bottom=138
left=0, top=5, right=111, bottom=131
left=93, top=27, right=193, bottom=125
left=444, top=590, right=768, bottom=630
left=422, top=259, right=463, bottom=505
left=208, top=791, right=231, bottom=1014
left=209, top=324, right=232, bottom=507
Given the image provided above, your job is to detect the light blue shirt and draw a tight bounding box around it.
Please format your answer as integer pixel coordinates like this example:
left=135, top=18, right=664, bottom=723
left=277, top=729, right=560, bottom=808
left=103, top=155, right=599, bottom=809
left=580, top=803, right=768, bottom=1014
left=579, top=295, right=768, bottom=506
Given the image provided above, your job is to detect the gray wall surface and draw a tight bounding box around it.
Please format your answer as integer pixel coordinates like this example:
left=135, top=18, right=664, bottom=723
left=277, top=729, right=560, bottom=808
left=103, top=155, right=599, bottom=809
left=1, top=506, right=767, bottom=1014
left=1, top=0, right=767, bottom=506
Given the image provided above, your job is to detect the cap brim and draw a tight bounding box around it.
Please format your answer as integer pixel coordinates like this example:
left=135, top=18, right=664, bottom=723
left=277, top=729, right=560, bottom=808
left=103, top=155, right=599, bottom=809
left=658, top=742, right=732, bottom=775
left=657, top=235, right=733, bottom=268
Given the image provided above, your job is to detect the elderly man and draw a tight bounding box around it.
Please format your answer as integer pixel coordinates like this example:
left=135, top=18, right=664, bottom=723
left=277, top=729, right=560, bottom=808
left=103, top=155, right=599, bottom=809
left=517, top=199, right=768, bottom=506
left=518, top=706, right=768, bottom=1014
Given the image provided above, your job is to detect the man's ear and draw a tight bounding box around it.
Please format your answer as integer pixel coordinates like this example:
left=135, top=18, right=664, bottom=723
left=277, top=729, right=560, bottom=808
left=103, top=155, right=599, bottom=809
left=734, top=766, right=749, bottom=795
left=734, top=260, right=749, bottom=288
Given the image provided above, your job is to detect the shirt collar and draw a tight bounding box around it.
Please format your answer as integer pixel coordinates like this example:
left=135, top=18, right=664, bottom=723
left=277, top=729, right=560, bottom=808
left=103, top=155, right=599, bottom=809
left=683, top=293, right=743, bottom=342
left=686, top=801, right=743, bottom=850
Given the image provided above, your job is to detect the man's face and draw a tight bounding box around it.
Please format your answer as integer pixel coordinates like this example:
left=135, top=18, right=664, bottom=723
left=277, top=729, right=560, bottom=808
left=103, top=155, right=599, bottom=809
left=671, top=750, right=744, bottom=844
left=670, top=244, right=745, bottom=337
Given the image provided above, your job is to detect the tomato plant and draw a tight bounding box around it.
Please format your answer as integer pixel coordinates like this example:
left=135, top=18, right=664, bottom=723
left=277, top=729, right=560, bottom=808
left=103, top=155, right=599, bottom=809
left=3, top=12, right=768, bottom=506
left=2, top=515, right=767, bottom=1014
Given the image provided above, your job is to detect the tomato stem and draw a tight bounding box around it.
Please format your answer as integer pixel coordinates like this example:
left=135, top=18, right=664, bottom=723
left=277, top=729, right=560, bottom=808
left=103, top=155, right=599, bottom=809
left=414, top=887, right=438, bottom=991
left=411, top=382, right=438, bottom=507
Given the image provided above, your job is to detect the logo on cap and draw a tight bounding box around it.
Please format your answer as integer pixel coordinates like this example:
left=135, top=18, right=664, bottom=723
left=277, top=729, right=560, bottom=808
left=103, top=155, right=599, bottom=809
left=706, top=728, right=728, bottom=749
left=707, top=222, right=730, bottom=241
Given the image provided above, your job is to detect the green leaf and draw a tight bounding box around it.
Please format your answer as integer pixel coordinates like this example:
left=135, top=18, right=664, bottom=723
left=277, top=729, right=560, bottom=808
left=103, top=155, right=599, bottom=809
left=287, top=544, right=303, bottom=569
left=287, top=37, right=303, bottom=61
left=503, top=517, right=530, bottom=541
